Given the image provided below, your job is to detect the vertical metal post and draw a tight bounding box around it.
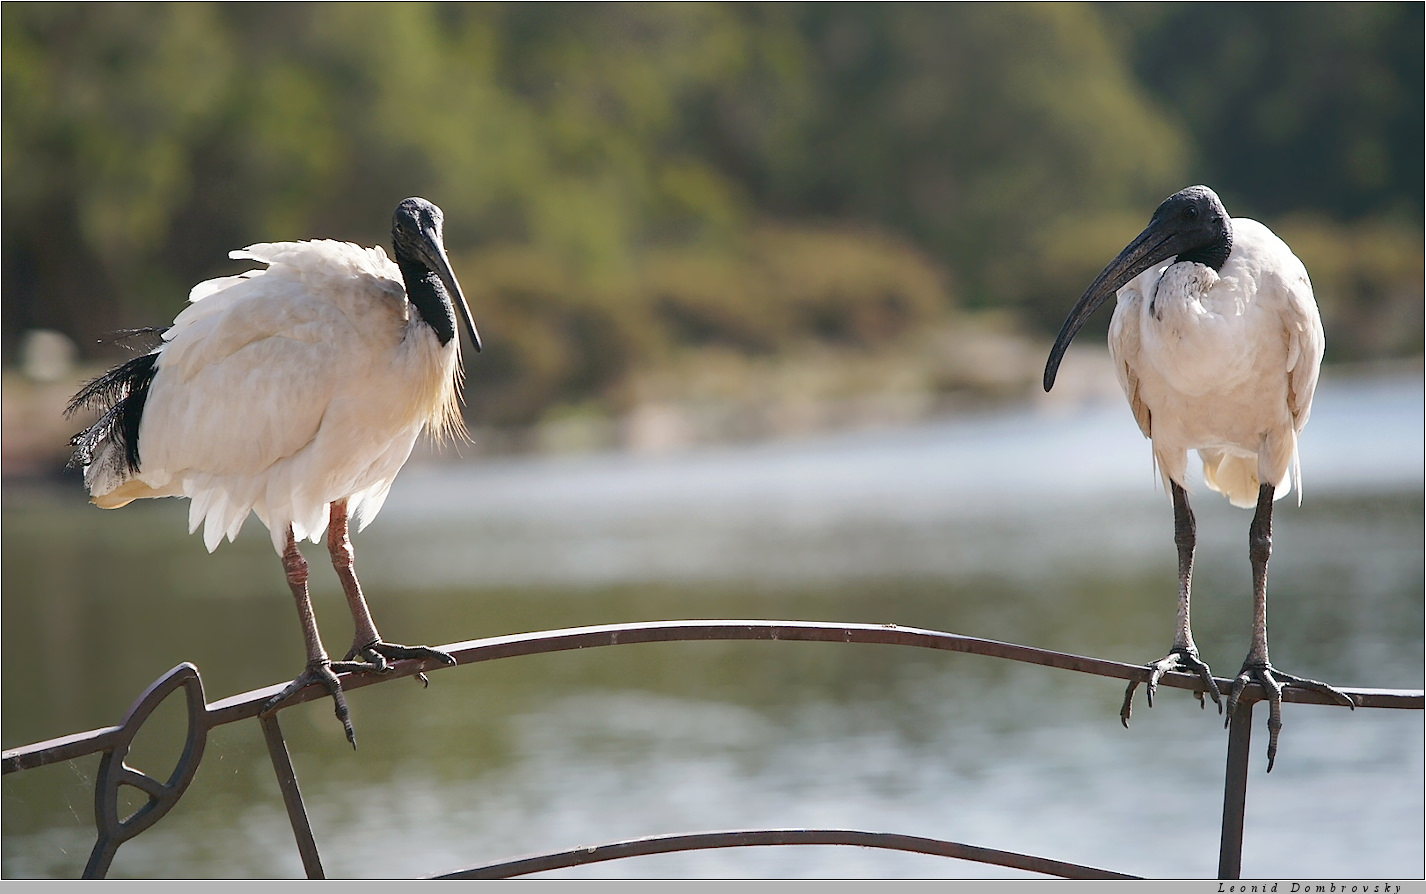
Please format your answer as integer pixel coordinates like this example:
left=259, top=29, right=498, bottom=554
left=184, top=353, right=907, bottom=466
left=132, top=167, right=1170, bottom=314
left=261, top=714, right=326, bottom=879
left=1218, top=700, right=1254, bottom=879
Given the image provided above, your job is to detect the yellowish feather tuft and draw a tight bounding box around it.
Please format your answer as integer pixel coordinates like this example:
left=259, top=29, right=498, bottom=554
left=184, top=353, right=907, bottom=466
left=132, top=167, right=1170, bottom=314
left=419, top=338, right=471, bottom=448
left=92, top=477, right=174, bottom=508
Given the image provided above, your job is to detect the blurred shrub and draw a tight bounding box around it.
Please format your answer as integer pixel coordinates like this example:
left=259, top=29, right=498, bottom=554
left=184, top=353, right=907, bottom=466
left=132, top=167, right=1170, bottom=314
left=1276, top=216, right=1425, bottom=361
left=460, top=224, right=955, bottom=426
left=643, top=225, right=948, bottom=353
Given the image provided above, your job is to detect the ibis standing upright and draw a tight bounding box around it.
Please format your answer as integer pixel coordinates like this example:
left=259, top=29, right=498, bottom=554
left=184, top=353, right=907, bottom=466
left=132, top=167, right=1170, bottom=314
left=68, top=197, right=481, bottom=747
left=1043, top=185, right=1352, bottom=771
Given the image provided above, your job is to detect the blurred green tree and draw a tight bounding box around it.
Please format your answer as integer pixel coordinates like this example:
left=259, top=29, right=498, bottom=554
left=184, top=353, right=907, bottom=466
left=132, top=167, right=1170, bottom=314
left=3, top=3, right=1419, bottom=432
left=1103, top=2, right=1423, bottom=221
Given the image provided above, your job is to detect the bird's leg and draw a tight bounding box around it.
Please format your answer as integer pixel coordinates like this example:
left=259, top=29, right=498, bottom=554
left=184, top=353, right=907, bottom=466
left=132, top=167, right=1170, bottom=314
left=261, top=528, right=357, bottom=748
left=327, top=499, right=456, bottom=685
left=1226, top=483, right=1353, bottom=772
left=326, top=500, right=383, bottom=667
left=1121, top=482, right=1223, bottom=726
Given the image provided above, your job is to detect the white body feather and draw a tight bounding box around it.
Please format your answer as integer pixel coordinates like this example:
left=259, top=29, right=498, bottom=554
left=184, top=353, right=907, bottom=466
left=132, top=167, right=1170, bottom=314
left=1107, top=218, right=1324, bottom=508
left=84, top=239, right=461, bottom=554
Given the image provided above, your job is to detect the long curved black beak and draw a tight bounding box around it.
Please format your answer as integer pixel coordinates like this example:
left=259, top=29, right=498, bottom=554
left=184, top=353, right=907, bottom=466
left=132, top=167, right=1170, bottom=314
left=1043, top=221, right=1179, bottom=391
left=422, top=226, right=482, bottom=353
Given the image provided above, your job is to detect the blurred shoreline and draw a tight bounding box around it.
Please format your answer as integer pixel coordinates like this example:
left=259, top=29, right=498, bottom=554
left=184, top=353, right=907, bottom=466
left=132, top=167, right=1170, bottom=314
left=5, top=332, right=1419, bottom=484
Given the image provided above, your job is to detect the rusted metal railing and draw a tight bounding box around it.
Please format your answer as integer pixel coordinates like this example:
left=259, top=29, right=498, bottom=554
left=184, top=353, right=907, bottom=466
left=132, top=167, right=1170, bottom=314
left=3, top=620, right=1420, bottom=879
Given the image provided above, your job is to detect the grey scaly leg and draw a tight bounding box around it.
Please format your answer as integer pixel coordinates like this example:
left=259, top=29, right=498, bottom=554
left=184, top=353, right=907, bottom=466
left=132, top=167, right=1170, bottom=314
left=1122, top=482, right=1223, bottom=725
left=1226, top=483, right=1353, bottom=772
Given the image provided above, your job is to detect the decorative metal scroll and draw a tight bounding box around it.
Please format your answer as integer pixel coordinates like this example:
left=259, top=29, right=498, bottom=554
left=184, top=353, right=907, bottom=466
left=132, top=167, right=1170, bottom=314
left=3, top=620, right=1421, bottom=880
left=83, top=663, right=209, bottom=879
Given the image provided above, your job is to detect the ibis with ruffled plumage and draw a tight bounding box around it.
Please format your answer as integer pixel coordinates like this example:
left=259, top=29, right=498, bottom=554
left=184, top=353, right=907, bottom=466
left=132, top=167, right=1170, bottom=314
left=68, top=197, right=481, bottom=747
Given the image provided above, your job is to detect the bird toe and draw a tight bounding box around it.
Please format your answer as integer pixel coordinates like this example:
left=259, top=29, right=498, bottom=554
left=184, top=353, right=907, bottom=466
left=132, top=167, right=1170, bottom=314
left=262, top=660, right=359, bottom=749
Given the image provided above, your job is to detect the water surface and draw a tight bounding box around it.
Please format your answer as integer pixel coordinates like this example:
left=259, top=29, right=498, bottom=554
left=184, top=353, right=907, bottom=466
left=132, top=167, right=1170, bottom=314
left=3, top=371, right=1421, bottom=878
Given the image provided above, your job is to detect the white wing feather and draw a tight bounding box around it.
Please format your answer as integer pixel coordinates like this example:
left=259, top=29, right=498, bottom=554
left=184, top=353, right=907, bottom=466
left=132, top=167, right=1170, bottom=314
left=1109, top=219, right=1322, bottom=510
left=120, top=240, right=452, bottom=553
left=1257, top=221, right=1324, bottom=502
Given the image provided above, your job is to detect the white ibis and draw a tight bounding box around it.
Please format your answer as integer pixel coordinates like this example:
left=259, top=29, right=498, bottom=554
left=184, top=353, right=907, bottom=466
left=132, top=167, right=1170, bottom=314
left=1043, top=185, right=1352, bottom=771
left=67, top=197, right=481, bottom=747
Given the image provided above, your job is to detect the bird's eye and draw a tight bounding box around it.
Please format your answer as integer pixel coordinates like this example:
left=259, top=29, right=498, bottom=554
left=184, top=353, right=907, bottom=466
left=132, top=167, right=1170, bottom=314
left=1183, top=205, right=1199, bottom=220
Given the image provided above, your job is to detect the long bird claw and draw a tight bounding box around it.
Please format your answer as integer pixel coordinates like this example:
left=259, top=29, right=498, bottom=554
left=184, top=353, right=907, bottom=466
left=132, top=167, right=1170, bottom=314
left=1120, top=647, right=1223, bottom=728
left=263, top=660, right=358, bottom=750
left=343, top=640, right=457, bottom=684
left=257, top=644, right=455, bottom=750
left=1226, top=662, right=1354, bottom=773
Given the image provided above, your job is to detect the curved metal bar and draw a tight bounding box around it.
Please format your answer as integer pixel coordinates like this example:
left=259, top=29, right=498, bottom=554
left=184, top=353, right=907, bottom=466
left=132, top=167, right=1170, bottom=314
left=7, top=621, right=1421, bottom=774
left=428, top=828, right=1141, bottom=879
left=3, top=726, right=124, bottom=775
left=1, top=620, right=1421, bottom=880
left=205, top=620, right=1426, bottom=718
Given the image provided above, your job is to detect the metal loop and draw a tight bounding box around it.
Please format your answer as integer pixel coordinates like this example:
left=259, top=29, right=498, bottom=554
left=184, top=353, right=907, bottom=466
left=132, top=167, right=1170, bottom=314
left=84, top=664, right=209, bottom=879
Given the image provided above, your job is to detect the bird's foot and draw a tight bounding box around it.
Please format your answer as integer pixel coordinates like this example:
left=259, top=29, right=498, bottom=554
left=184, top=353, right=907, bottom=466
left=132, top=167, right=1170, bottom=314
left=262, top=660, right=358, bottom=750
left=342, top=639, right=457, bottom=688
left=1120, top=646, right=1223, bottom=728
left=1226, top=662, right=1355, bottom=773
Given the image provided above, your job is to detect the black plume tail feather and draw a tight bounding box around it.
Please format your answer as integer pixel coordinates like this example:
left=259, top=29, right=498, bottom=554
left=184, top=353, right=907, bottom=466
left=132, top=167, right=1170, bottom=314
left=101, top=327, right=167, bottom=352
left=67, top=351, right=160, bottom=474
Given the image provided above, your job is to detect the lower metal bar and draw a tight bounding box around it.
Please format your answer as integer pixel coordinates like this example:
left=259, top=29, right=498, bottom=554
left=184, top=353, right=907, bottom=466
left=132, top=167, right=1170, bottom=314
left=431, top=828, right=1140, bottom=879
left=1218, top=700, right=1254, bottom=879
left=260, top=714, right=325, bottom=879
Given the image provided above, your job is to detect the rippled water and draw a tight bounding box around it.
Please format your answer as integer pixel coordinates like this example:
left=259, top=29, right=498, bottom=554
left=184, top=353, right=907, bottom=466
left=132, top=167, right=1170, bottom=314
left=3, top=370, right=1421, bottom=878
